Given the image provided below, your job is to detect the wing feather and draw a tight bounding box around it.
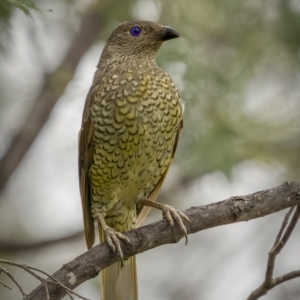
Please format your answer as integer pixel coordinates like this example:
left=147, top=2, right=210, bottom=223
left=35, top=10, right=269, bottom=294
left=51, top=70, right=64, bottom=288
left=78, top=95, right=95, bottom=249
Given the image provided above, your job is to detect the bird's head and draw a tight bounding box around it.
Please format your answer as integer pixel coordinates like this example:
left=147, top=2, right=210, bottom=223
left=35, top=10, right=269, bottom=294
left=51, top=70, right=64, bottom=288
left=101, top=20, right=179, bottom=65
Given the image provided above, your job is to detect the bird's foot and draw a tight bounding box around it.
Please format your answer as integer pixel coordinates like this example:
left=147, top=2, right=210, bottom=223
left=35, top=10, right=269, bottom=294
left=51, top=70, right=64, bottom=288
left=96, top=211, right=131, bottom=266
left=161, top=204, right=190, bottom=245
left=104, top=227, right=131, bottom=267
left=140, top=199, right=190, bottom=244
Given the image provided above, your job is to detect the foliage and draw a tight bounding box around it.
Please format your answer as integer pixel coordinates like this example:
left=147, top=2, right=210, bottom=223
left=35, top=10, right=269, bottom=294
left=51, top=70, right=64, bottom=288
left=0, top=0, right=43, bottom=20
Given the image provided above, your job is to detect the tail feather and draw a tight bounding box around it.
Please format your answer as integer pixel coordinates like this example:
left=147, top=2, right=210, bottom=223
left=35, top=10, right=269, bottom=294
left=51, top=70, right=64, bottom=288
left=100, top=228, right=138, bottom=300
left=115, top=256, right=138, bottom=300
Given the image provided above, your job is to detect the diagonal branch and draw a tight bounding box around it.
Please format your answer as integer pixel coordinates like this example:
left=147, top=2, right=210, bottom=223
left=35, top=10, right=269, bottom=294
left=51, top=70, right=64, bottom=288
left=0, top=6, right=104, bottom=191
left=247, top=205, right=300, bottom=300
left=0, top=231, right=83, bottom=253
left=21, top=180, right=300, bottom=300
left=0, top=265, right=27, bottom=298
left=0, top=259, right=88, bottom=300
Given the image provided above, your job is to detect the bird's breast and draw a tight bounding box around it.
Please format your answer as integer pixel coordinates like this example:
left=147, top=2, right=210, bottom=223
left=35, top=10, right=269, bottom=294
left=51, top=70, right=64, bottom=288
left=89, top=70, right=182, bottom=209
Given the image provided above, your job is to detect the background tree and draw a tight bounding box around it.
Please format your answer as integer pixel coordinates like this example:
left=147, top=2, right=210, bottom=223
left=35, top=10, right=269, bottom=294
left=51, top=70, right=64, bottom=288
left=0, top=0, right=299, bottom=299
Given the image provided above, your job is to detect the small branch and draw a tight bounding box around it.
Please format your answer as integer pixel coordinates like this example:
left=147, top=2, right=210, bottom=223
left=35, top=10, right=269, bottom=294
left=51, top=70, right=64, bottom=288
left=28, top=265, right=88, bottom=300
left=265, top=206, right=295, bottom=286
left=0, top=260, right=88, bottom=300
left=272, top=205, right=300, bottom=253
left=22, top=180, right=300, bottom=300
left=247, top=205, right=300, bottom=300
left=273, top=270, right=300, bottom=286
left=0, top=265, right=27, bottom=298
left=0, top=279, right=12, bottom=290
left=272, top=207, right=294, bottom=248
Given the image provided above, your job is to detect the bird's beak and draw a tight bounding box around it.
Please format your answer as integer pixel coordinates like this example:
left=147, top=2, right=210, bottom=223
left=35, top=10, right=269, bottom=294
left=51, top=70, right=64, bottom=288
left=161, top=26, right=180, bottom=41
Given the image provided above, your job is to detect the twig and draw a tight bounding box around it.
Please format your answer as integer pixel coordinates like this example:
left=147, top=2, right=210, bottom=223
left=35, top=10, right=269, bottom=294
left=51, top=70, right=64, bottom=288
left=247, top=205, right=300, bottom=300
left=272, top=205, right=300, bottom=253
left=265, top=206, right=295, bottom=286
left=0, top=265, right=27, bottom=298
left=0, top=279, right=12, bottom=290
left=29, top=266, right=87, bottom=300
left=272, top=206, right=294, bottom=248
left=273, top=270, right=300, bottom=285
left=0, top=259, right=89, bottom=300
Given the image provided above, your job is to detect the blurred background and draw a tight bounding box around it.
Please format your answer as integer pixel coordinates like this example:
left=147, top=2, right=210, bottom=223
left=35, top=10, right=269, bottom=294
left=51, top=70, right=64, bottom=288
left=0, top=0, right=300, bottom=299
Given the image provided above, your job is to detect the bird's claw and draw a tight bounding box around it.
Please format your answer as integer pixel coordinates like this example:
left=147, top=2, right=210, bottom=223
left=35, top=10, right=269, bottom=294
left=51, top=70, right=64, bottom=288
left=162, top=205, right=190, bottom=245
left=104, top=228, right=131, bottom=267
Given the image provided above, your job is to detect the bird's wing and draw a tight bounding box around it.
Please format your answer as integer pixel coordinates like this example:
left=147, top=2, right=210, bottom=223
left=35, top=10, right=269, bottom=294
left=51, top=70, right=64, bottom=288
left=78, top=94, right=95, bottom=249
left=136, top=118, right=183, bottom=227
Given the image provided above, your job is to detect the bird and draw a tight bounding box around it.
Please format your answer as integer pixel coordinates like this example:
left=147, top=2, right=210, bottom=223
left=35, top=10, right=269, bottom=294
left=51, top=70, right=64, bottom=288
left=78, top=20, right=189, bottom=300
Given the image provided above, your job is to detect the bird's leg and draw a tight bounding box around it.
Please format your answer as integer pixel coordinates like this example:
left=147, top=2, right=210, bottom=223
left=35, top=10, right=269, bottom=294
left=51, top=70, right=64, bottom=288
left=97, top=212, right=131, bottom=266
left=140, top=199, right=190, bottom=244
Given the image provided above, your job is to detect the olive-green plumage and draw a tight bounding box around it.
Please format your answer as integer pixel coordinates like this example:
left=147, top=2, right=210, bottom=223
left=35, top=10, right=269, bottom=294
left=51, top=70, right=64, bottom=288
left=79, top=20, right=185, bottom=300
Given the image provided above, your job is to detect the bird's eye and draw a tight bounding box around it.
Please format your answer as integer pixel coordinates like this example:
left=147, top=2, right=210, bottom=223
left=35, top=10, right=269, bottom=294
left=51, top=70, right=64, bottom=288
left=130, top=26, right=142, bottom=37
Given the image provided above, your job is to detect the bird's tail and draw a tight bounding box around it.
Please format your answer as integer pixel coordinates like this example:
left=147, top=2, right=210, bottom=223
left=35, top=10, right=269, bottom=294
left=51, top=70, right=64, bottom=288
left=100, top=228, right=138, bottom=300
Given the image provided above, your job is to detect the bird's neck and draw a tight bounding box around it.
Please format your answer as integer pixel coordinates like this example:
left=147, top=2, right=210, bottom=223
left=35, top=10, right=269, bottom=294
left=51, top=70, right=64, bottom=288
left=98, top=49, right=158, bottom=71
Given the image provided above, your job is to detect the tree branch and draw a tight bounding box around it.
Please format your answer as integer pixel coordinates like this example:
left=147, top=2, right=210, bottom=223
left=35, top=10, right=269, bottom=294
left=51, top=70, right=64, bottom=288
left=0, top=5, right=104, bottom=191
left=0, top=231, right=83, bottom=253
left=19, top=180, right=300, bottom=300
left=247, top=205, right=300, bottom=299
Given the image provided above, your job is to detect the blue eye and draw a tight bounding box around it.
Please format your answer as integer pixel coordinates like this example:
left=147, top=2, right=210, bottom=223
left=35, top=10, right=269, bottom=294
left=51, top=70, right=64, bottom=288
left=130, top=26, right=142, bottom=37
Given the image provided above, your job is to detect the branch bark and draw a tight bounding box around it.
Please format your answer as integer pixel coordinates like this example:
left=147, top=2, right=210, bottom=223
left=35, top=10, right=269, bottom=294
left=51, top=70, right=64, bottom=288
left=23, top=180, right=300, bottom=300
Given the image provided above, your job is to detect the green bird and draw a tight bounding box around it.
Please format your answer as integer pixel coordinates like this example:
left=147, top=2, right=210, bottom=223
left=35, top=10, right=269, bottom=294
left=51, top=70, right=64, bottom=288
left=79, top=20, right=189, bottom=300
